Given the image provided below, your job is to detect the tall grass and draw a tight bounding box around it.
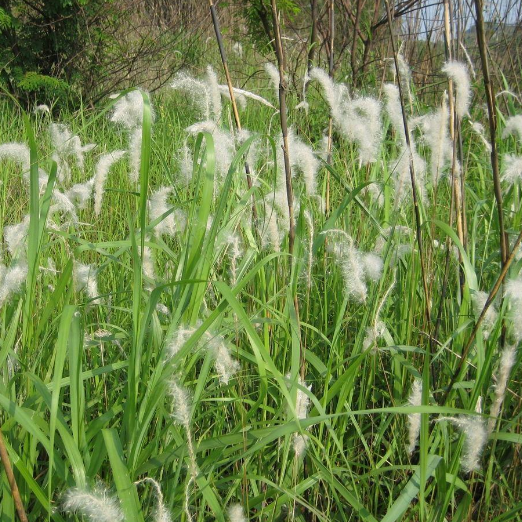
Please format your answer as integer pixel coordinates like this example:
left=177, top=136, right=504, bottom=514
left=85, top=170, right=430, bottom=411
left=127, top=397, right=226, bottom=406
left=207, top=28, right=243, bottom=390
left=0, top=47, right=520, bottom=522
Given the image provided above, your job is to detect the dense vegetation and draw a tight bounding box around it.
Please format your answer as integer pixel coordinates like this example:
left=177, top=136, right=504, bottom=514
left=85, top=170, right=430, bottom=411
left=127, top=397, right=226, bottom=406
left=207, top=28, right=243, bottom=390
left=0, top=3, right=521, bottom=522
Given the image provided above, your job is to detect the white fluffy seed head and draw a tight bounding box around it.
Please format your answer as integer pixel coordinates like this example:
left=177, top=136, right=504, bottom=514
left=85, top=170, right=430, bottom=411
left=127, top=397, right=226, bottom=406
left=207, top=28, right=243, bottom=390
left=396, top=53, right=413, bottom=106
left=0, top=143, right=30, bottom=173
left=309, top=67, right=347, bottom=123
left=228, top=504, right=247, bottom=522
left=135, top=477, right=172, bottom=522
left=347, top=97, right=383, bottom=165
left=4, top=215, right=30, bottom=258
left=470, top=121, right=492, bottom=152
left=166, top=326, right=196, bottom=360
left=185, top=121, right=235, bottom=181
left=168, top=379, right=192, bottom=428
left=66, top=178, right=94, bottom=209
left=149, top=187, right=186, bottom=238
left=206, top=66, right=222, bottom=123
left=501, top=154, right=522, bottom=186
left=384, top=83, right=407, bottom=144
left=0, top=261, right=28, bottom=308
left=110, top=90, right=151, bottom=129
left=283, top=128, right=319, bottom=196
left=293, top=434, right=309, bottom=458
left=505, top=277, right=522, bottom=342
left=208, top=337, right=240, bottom=385
left=407, top=379, right=422, bottom=454
left=171, top=73, right=211, bottom=120
left=362, top=252, right=383, bottom=282
left=73, top=262, right=99, bottom=300
left=502, top=115, right=522, bottom=141
left=439, top=415, right=487, bottom=473
left=488, top=344, right=518, bottom=434
left=128, top=127, right=142, bottom=183
left=62, top=484, right=124, bottom=522
left=420, top=95, right=452, bottom=185
left=442, top=61, right=471, bottom=119
left=50, top=123, right=94, bottom=177
left=471, top=290, right=498, bottom=339
left=93, top=151, right=126, bottom=216
left=265, top=62, right=281, bottom=99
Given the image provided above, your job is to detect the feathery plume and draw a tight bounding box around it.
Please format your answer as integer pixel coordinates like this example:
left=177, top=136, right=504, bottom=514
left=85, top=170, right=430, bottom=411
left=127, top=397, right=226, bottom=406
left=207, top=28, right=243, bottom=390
left=505, top=277, right=522, bottom=342
left=442, top=61, right=471, bottom=119
left=397, top=52, right=413, bottom=107
left=62, top=484, right=124, bottom=522
left=407, top=379, right=422, bottom=454
left=265, top=62, right=281, bottom=100
left=49, top=189, right=79, bottom=223
left=437, top=410, right=487, bottom=473
left=207, top=335, right=240, bottom=385
left=185, top=121, right=235, bottom=181
left=488, top=344, right=518, bottom=434
left=66, top=178, right=94, bottom=209
left=419, top=95, right=452, bottom=185
left=228, top=504, right=247, bottom=522
left=470, top=121, right=492, bottom=152
left=74, top=262, right=99, bottom=301
left=309, top=67, right=347, bottom=120
left=206, top=66, right=222, bottom=123
left=135, top=477, right=172, bottom=522
left=363, top=321, right=386, bottom=352
left=110, top=90, right=150, bottom=129
left=362, top=252, right=383, bottom=282
left=220, top=231, right=243, bottom=285
left=0, top=261, right=28, bottom=308
left=166, top=325, right=197, bottom=360
left=218, top=85, right=275, bottom=109
left=501, top=154, right=522, bottom=186
left=167, top=377, right=198, bottom=522
left=168, top=379, right=193, bottom=431
left=390, top=145, right=428, bottom=206
left=0, top=143, right=30, bottom=174
left=259, top=201, right=283, bottom=252
left=50, top=123, right=95, bottom=182
left=384, top=83, right=407, bottom=144
left=325, top=230, right=382, bottom=302
left=282, top=128, right=319, bottom=196
left=149, top=187, right=186, bottom=238
left=4, top=215, right=30, bottom=258
left=286, top=375, right=312, bottom=458
left=129, top=126, right=142, bottom=183
left=93, top=150, right=126, bottom=215
left=34, top=104, right=51, bottom=114
left=502, top=115, right=522, bottom=141
left=171, top=73, right=211, bottom=120
left=471, top=290, right=498, bottom=339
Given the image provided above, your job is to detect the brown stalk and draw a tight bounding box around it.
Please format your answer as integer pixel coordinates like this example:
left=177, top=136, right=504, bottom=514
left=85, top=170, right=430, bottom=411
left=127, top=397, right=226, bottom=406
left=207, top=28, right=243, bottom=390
left=325, top=0, right=335, bottom=216
left=0, top=428, right=29, bottom=522
left=270, top=0, right=304, bottom=381
left=443, top=228, right=522, bottom=402
left=270, top=0, right=296, bottom=260
left=474, top=0, right=508, bottom=266
left=384, top=0, right=432, bottom=328
left=208, top=0, right=257, bottom=221
left=443, top=0, right=466, bottom=255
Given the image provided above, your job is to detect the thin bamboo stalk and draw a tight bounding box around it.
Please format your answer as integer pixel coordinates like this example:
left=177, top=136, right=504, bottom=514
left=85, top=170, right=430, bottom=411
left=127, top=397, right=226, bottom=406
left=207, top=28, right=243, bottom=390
left=0, top=428, right=29, bottom=522
left=474, top=0, right=508, bottom=266
left=208, top=0, right=257, bottom=221
left=384, top=0, right=432, bottom=327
